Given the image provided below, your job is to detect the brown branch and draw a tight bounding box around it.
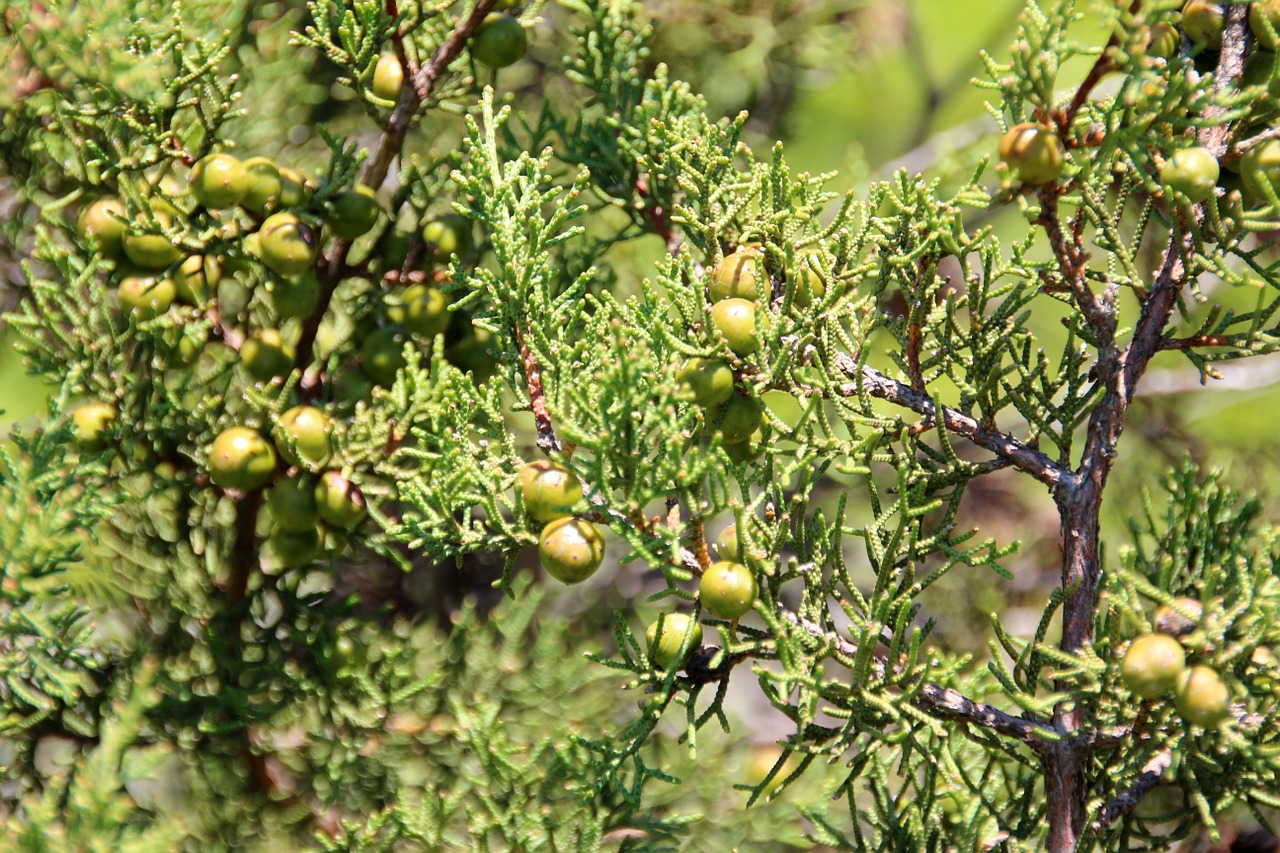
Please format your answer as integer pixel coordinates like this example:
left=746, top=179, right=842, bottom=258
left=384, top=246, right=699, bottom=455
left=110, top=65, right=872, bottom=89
left=1089, top=748, right=1172, bottom=835
left=830, top=351, right=1069, bottom=492
left=222, top=488, right=263, bottom=606
left=1157, top=333, right=1233, bottom=351
left=515, top=323, right=561, bottom=455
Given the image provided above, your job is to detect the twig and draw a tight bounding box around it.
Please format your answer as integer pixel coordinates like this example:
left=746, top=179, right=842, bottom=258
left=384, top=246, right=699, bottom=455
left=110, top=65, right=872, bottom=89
left=1089, top=748, right=1172, bottom=834
left=515, top=323, right=561, bottom=455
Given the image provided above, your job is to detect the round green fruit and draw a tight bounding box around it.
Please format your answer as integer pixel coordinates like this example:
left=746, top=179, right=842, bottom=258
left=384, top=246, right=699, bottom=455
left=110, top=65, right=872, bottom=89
left=241, top=157, right=283, bottom=215
left=271, top=271, right=320, bottom=318
left=389, top=284, right=451, bottom=338
left=998, top=123, right=1065, bottom=186
left=274, top=405, right=331, bottom=468
left=208, top=426, right=277, bottom=491
left=176, top=327, right=207, bottom=365
left=118, top=274, right=176, bottom=320
left=173, top=254, right=221, bottom=304
left=1121, top=634, right=1186, bottom=699
left=241, top=328, right=296, bottom=382
left=76, top=198, right=127, bottom=258
left=709, top=249, right=763, bottom=303
left=380, top=230, right=411, bottom=271
left=1161, top=147, right=1219, bottom=203
left=1154, top=597, right=1203, bottom=637
left=715, top=524, right=740, bottom=560
left=471, top=14, right=527, bottom=68
left=1182, top=0, right=1224, bottom=47
left=329, top=185, right=381, bottom=241
left=791, top=249, right=827, bottom=308
left=645, top=612, right=702, bottom=670
left=538, top=516, right=605, bottom=584
left=699, top=560, right=758, bottom=620
left=710, top=391, right=763, bottom=445
left=1174, top=665, right=1231, bottom=727
left=277, top=167, right=308, bottom=209
left=710, top=298, right=760, bottom=357
left=258, top=212, right=318, bottom=276
left=724, top=428, right=764, bottom=464
left=191, top=153, right=248, bottom=209
left=372, top=54, right=405, bottom=101
left=72, top=401, right=116, bottom=452
left=515, top=460, right=582, bottom=522
left=1241, top=50, right=1278, bottom=94
left=1146, top=22, right=1181, bottom=60
left=267, top=476, right=320, bottom=533
left=314, top=470, right=368, bottom=530
left=122, top=211, right=183, bottom=270
left=268, top=525, right=320, bottom=570
left=1242, top=139, right=1280, bottom=200
left=360, top=325, right=412, bottom=387
left=421, top=215, right=469, bottom=262
left=1253, top=0, right=1280, bottom=51
left=677, top=357, right=735, bottom=408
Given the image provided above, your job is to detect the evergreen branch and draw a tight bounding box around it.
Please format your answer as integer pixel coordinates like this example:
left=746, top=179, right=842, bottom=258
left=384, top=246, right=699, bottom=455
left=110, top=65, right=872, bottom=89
left=830, top=352, right=1068, bottom=492
left=1088, top=748, right=1171, bottom=835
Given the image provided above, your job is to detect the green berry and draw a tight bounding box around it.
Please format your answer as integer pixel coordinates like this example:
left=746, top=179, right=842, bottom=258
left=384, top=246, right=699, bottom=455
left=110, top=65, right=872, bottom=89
left=241, top=156, right=283, bottom=215
left=273, top=405, right=331, bottom=468
left=1161, top=147, right=1219, bottom=203
left=710, top=391, right=763, bottom=445
left=538, top=516, right=605, bottom=584
left=360, top=325, right=412, bottom=387
left=277, top=167, right=308, bottom=209
left=791, top=249, right=827, bottom=308
left=241, top=328, right=296, bottom=382
left=645, top=613, right=702, bottom=670
left=268, top=525, right=320, bottom=569
left=1174, top=665, right=1231, bottom=727
left=709, top=249, right=763, bottom=302
left=258, top=212, right=318, bottom=276
left=1254, top=0, right=1280, bottom=50
left=314, top=470, right=368, bottom=530
left=1242, top=139, right=1280, bottom=200
left=998, top=123, right=1066, bottom=186
left=208, top=426, right=277, bottom=491
left=1121, top=634, right=1186, bottom=698
left=173, top=254, right=221, bottom=304
left=191, top=153, right=248, bottom=209
left=699, top=561, right=758, bottom=620
left=270, top=271, right=320, bottom=318
left=421, top=215, right=469, bottom=263
left=267, top=476, right=320, bottom=533
left=710, top=298, right=760, bottom=357
left=1146, top=22, right=1181, bottom=60
left=724, top=428, right=764, bottom=464
left=1182, top=1, right=1224, bottom=47
left=677, top=357, right=735, bottom=408
left=329, top=185, right=381, bottom=241
left=515, top=460, right=583, bottom=522
left=118, top=274, right=176, bottom=320
left=71, top=401, right=116, bottom=452
left=122, top=210, right=183, bottom=270
left=372, top=54, right=405, bottom=101
left=471, top=14, right=528, bottom=68
left=76, top=198, right=127, bottom=258
left=715, top=524, right=740, bottom=560
left=388, top=284, right=451, bottom=338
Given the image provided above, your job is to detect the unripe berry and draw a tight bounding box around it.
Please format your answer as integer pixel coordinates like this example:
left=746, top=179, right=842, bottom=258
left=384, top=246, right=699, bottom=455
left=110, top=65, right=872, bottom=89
left=388, top=284, right=451, bottom=338
left=118, top=274, right=177, bottom=320
left=421, top=215, right=469, bottom=262
left=173, top=254, right=221, bottom=304
left=241, top=156, right=283, bottom=215
left=273, top=405, right=331, bottom=468
left=208, top=427, right=277, bottom=491
left=1174, top=665, right=1231, bottom=727
left=277, top=167, right=309, bottom=209
left=241, top=328, right=296, bottom=382
left=1146, top=22, right=1181, bottom=60
left=122, top=210, right=183, bottom=270
left=71, top=401, right=116, bottom=452
left=998, top=123, right=1066, bottom=186
left=190, top=153, right=248, bottom=209
left=268, top=525, right=320, bottom=569
left=76, top=198, right=127, bottom=258
left=329, top=185, right=381, bottom=240
left=372, top=54, right=405, bottom=101
left=471, top=14, right=528, bottom=68
left=267, top=476, right=320, bottom=533
left=677, top=357, right=735, bottom=408
left=715, top=524, right=740, bottom=560
left=515, top=460, right=583, bottom=522
left=1161, top=147, right=1219, bottom=203
left=1121, top=634, right=1186, bottom=698
left=1254, top=0, right=1280, bottom=51
left=699, top=561, right=758, bottom=620
left=645, top=613, right=702, bottom=670
left=710, top=391, right=763, bottom=445
left=270, top=271, right=320, bottom=318
left=258, top=212, right=318, bottom=276
left=710, top=298, right=760, bottom=357
left=1182, top=1, right=1224, bottom=48
left=360, top=325, right=412, bottom=387
left=537, top=516, right=605, bottom=584
left=709, top=249, right=763, bottom=302
left=791, top=249, right=827, bottom=308
left=313, top=470, right=368, bottom=530
left=1242, top=139, right=1280, bottom=200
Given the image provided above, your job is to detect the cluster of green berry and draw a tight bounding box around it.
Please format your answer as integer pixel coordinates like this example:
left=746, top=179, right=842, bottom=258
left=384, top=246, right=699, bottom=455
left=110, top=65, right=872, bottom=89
left=995, top=2, right=1280, bottom=210
left=1120, top=598, right=1276, bottom=728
